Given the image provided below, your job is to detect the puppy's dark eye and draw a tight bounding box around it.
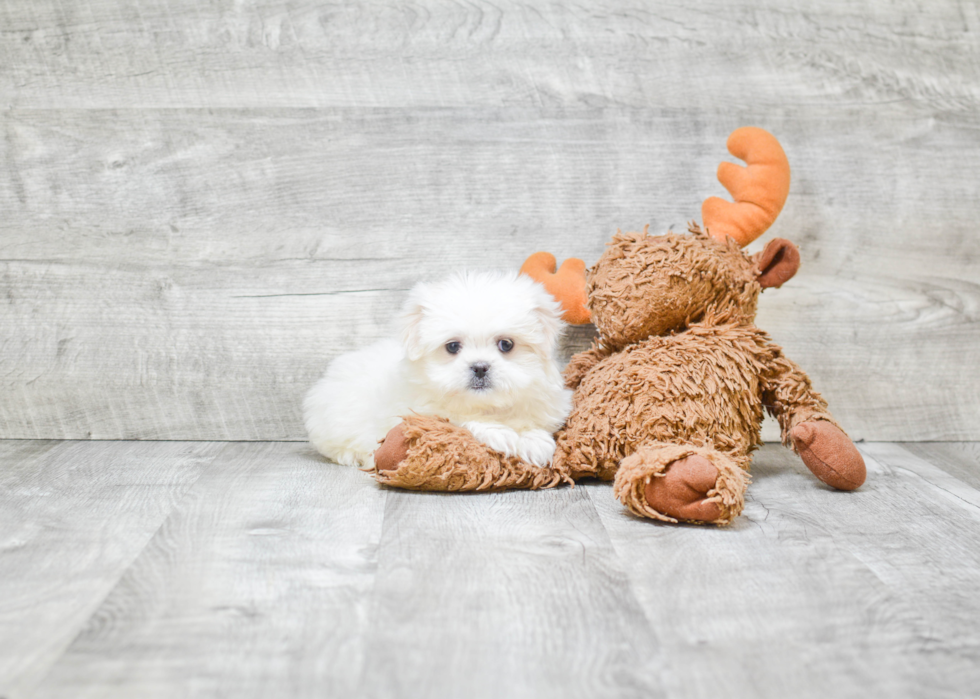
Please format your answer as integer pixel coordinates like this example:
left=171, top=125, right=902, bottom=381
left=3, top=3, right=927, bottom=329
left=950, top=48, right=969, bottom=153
left=446, top=341, right=462, bottom=355
left=497, top=338, right=514, bottom=353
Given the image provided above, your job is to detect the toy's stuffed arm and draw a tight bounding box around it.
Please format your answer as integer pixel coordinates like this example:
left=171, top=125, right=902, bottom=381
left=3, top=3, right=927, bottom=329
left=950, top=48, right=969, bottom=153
left=373, top=415, right=571, bottom=492
left=762, top=350, right=866, bottom=490
left=762, top=352, right=838, bottom=436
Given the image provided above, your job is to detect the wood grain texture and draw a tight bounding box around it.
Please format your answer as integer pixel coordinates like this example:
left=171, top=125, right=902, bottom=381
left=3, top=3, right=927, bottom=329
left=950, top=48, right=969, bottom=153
left=1, top=0, right=978, bottom=111
left=29, top=442, right=388, bottom=699
left=902, top=442, right=980, bottom=490
left=359, top=487, right=664, bottom=699
left=2, top=439, right=979, bottom=698
left=584, top=442, right=980, bottom=699
left=2, top=0, right=979, bottom=440
left=0, top=439, right=222, bottom=699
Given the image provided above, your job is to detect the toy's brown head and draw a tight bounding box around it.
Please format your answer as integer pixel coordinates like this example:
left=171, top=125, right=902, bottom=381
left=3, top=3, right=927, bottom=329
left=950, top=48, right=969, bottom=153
left=521, top=127, right=799, bottom=346
left=587, top=225, right=799, bottom=347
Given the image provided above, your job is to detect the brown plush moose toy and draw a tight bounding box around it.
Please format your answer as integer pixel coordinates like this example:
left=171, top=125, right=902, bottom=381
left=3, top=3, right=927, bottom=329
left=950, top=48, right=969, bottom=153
left=374, top=127, right=866, bottom=525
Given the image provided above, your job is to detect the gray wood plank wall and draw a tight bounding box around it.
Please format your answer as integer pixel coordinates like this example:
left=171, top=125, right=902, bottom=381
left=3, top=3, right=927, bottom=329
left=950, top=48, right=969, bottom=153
left=2, top=0, right=978, bottom=440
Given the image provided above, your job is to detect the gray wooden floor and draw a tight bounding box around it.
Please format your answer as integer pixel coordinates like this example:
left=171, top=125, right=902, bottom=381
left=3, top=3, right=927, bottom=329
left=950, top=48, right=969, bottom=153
left=2, top=440, right=979, bottom=699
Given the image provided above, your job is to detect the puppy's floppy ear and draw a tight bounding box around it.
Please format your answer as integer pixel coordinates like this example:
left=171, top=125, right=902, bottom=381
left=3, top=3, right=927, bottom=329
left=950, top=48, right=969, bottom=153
left=531, top=289, right=566, bottom=355
left=397, top=284, right=429, bottom=361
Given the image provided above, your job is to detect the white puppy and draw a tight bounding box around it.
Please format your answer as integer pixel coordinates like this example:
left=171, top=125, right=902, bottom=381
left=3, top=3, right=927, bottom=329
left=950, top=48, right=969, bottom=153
left=304, top=270, right=572, bottom=469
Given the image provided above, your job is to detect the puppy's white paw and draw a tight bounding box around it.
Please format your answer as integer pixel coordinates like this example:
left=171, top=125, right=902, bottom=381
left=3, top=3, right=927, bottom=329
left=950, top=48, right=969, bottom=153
left=517, top=429, right=557, bottom=468
left=330, top=449, right=375, bottom=471
left=463, top=421, right=522, bottom=459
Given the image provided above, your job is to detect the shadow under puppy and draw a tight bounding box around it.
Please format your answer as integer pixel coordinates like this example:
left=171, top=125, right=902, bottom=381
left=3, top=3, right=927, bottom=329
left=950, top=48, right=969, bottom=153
left=304, top=271, right=572, bottom=470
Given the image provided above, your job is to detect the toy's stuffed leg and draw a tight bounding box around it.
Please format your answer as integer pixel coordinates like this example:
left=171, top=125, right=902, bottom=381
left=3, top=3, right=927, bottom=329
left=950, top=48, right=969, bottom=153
left=763, top=353, right=866, bottom=491
left=372, top=414, right=571, bottom=492
left=612, top=442, right=749, bottom=525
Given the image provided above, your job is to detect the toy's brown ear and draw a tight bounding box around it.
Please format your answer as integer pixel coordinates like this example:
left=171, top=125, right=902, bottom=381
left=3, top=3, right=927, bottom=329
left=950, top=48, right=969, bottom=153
left=753, top=238, right=800, bottom=288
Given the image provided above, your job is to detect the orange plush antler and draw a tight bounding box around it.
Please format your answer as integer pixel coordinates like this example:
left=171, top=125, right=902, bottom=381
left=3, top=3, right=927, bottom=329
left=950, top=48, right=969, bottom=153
left=701, top=127, right=791, bottom=247
left=520, top=252, right=591, bottom=325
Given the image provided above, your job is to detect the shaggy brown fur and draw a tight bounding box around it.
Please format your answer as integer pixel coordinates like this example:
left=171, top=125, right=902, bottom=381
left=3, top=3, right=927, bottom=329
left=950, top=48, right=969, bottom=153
left=375, top=414, right=572, bottom=491
left=372, top=224, right=865, bottom=526
left=548, top=225, right=855, bottom=523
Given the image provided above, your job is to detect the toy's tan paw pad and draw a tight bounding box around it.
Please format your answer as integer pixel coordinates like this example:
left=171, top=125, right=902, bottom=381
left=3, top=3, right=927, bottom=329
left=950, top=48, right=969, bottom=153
left=644, top=455, right=722, bottom=522
left=374, top=423, right=409, bottom=472
left=791, top=421, right=866, bottom=491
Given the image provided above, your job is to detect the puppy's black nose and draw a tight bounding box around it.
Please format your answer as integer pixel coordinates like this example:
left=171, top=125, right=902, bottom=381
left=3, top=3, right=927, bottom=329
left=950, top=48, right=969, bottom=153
left=470, top=362, right=490, bottom=378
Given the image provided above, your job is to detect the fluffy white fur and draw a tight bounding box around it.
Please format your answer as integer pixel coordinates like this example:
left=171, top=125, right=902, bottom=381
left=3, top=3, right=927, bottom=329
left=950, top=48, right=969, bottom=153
left=304, top=270, right=572, bottom=469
